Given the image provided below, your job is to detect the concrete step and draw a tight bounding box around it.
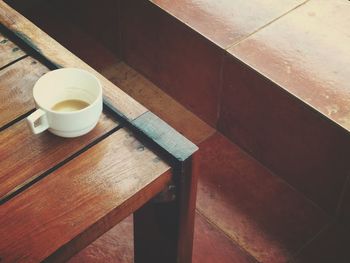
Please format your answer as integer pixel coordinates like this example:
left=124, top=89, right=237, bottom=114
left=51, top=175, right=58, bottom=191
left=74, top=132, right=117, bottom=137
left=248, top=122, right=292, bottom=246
left=118, top=0, right=350, bottom=219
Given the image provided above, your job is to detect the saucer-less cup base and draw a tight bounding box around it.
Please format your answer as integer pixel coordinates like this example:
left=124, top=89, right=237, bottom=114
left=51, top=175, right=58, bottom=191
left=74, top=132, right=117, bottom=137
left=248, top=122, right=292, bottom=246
left=49, top=120, right=98, bottom=138
left=27, top=68, right=103, bottom=138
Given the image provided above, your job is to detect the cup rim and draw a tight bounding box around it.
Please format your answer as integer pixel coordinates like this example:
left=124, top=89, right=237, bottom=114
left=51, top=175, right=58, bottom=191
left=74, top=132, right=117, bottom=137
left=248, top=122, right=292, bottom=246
left=33, top=67, right=102, bottom=115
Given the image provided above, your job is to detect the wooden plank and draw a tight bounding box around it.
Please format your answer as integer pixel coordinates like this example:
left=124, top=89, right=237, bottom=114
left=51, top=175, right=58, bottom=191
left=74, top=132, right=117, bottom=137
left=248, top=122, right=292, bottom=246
left=132, top=111, right=198, bottom=162
left=0, top=1, right=147, bottom=121
left=0, top=128, right=171, bottom=263
left=0, top=31, right=26, bottom=68
left=4, top=0, right=122, bottom=72
left=0, top=56, right=49, bottom=129
left=0, top=112, right=118, bottom=202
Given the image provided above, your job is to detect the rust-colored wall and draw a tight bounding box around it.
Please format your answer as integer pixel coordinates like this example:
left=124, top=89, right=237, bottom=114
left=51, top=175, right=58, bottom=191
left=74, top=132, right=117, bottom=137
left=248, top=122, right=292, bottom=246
left=62, top=0, right=120, bottom=56
left=120, top=0, right=223, bottom=126
left=219, top=54, right=350, bottom=215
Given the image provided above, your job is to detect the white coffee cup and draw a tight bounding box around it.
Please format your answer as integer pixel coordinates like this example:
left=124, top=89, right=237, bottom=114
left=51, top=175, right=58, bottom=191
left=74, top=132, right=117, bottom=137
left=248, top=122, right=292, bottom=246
left=26, top=68, right=103, bottom=138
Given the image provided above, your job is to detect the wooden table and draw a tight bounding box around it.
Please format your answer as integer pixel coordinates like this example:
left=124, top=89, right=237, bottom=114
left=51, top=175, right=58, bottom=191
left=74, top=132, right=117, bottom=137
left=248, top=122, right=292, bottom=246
left=0, top=2, right=198, bottom=262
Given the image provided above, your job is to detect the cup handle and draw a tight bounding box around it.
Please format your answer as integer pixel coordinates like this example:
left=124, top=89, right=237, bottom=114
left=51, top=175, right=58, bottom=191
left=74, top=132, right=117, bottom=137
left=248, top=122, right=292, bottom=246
left=26, top=109, right=49, bottom=134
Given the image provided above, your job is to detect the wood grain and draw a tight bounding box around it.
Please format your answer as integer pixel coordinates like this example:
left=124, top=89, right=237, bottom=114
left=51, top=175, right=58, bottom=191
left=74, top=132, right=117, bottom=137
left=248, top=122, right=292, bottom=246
left=0, top=112, right=118, bottom=201
left=0, top=56, right=49, bottom=128
left=0, top=128, right=171, bottom=263
left=0, top=31, right=26, bottom=68
left=0, top=1, right=147, bottom=121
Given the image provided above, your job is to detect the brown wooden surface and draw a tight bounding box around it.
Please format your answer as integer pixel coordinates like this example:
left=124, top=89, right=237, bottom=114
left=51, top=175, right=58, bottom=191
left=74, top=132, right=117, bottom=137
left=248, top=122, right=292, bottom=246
left=0, top=4, right=197, bottom=262
left=0, top=112, right=118, bottom=201
left=0, top=56, right=48, bottom=128
left=0, top=0, right=147, bottom=121
left=0, top=31, right=26, bottom=68
left=0, top=128, right=171, bottom=262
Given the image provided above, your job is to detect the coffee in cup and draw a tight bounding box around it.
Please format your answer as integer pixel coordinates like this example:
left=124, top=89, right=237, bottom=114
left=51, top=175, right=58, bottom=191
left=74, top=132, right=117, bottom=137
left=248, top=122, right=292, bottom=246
left=27, top=68, right=103, bottom=138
